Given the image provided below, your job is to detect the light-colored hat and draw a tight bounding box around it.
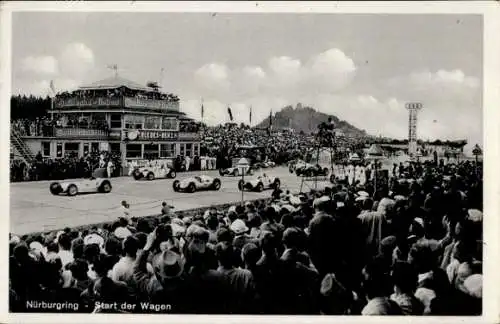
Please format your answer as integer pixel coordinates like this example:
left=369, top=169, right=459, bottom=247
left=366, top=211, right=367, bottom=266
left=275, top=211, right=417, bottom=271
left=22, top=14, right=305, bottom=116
left=357, top=191, right=369, bottom=197
left=463, top=274, right=482, bottom=298
left=394, top=195, right=407, bottom=201
left=313, top=196, right=330, bottom=208
left=83, top=233, right=105, bottom=248
left=281, top=204, right=296, bottom=213
left=228, top=205, right=237, bottom=214
left=467, top=209, right=483, bottom=222
left=114, top=227, right=132, bottom=240
left=230, top=219, right=249, bottom=235
left=29, top=241, right=46, bottom=256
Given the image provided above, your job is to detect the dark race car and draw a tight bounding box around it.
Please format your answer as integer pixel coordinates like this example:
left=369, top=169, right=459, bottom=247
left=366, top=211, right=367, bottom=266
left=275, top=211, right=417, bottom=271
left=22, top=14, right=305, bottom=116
left=295, top=163, right=330, bottom=177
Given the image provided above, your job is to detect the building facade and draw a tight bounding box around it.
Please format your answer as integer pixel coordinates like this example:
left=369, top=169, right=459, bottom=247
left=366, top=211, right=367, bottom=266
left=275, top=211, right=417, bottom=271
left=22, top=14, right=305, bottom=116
left=13, top=76, right=200, bottom=172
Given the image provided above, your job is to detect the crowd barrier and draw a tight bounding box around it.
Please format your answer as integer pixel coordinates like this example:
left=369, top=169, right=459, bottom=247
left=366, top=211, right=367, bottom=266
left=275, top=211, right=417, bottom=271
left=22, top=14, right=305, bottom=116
left=19, top=198, right=273, bottom=238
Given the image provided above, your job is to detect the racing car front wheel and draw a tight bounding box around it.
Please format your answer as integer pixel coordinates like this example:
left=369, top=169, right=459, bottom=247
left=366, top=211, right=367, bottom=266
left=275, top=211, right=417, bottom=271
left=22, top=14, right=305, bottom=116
left=187, top=183, right=196, bottom=193
left=133, top=170, right=143, bottom=180
left=323, top=168, right=329, bottom=176
left=100, top=181, right=112, bottom=193
left=256, top=183, right=264, bottom=192
left=273, top=179, right=281, bottom=190
left=330, top=175, right=336, bottom=184
left=219, top=169, right=225, bottom=176
left=168, top=170, right=176, bottom=179
left=233, top=169, right=239, bottom=177
left=147, top=172, right=155, bottom=181
left=212, top=179, right=221, bottom=191
left=238, top=179, right=244, bottom=191
left=50, top=182, right=62, bottom=195
left=173, top=180, right=180, bottom=192
left=67, top=184, right=78, bottom=196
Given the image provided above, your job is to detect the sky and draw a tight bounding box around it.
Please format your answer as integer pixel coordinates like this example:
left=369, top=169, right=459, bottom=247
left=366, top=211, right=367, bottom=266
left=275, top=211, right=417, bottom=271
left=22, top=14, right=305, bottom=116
left=11, top=12, right=483, bottom=151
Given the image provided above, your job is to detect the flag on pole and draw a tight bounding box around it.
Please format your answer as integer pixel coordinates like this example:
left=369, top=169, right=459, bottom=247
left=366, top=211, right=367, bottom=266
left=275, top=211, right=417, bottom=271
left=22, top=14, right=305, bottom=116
left=269, top=110, right=273, bottom=127
left=49, top=80, right=56, bottom=95
left=107, top=64, right=118, bottom=77
left=227, top=106, right=233, bottom=122
left=201, top=101, right=205, bottom=119
left=249, top=106, right=252, bottom=125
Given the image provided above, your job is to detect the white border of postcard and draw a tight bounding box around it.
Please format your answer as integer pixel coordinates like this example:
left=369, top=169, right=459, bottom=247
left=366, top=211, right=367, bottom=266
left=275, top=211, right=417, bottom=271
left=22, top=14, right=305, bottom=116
left=1, top=1, right=499, bottom=324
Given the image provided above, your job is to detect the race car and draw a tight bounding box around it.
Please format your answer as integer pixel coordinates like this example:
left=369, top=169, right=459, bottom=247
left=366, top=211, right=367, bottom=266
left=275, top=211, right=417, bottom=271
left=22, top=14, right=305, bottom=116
left=253, top=161, right=276, bottom=169
left=49, top=176, right=112, bottom=196
left=173, top=175, right=222, bottom=193
left=289, top=159, right=307, bottom=173
left=238, top=173, right=281, bottom=192
left=219, top=165, right=254, bottom=177
left=131, top=165, right=176, bottom=181
left=295, top=163, right=330, bottom=177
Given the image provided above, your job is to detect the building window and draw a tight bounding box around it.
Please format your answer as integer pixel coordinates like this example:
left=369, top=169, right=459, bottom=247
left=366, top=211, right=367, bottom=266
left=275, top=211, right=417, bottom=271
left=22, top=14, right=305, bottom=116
left=193, top=143, right=199, bottom=157
left=160, top=144, right=175, bottom=158
left=91, top=142, right=100, bottom=153
left=110, top=114, right=122, bottom=128
left=185, top=143, right=193, bottom=157
left=42, top=142, right=50, bottom=157
left=56, top=143, right=63, bottom=158
left=109, top=143, right=121, bottom=154
left=126, top=144, right=142, bottom=158
left=179, top=144, right=185, bottom=157
left=143, top=144, right=159, bottom=160
left=64, top=142, right=80, bottom=157
left=144, top=116, right=162, bottom=130
left=124, top=115, right=143, bottom=129
left=162, top=117, right=178, bottom=130
left=83, top=143, right=90, bottom=155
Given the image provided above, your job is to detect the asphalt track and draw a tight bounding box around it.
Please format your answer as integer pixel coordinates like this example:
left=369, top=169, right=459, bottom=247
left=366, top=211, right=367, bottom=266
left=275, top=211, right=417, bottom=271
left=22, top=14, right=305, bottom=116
left=10, top=166, right=332, bottom=235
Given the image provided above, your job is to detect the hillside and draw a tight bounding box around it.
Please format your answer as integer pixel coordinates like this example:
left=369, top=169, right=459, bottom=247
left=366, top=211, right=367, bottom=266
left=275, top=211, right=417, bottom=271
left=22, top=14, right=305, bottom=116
left=255, top=103, right=369, bottom=138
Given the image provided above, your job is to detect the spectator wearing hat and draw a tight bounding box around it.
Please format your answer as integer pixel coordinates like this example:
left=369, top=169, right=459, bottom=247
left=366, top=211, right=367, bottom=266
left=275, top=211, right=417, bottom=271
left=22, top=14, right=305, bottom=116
left=231, top=219, right=256, bottom=251
left=132, top=228, right=190, bottom=311
left=161, top=201, right=175, bottom=218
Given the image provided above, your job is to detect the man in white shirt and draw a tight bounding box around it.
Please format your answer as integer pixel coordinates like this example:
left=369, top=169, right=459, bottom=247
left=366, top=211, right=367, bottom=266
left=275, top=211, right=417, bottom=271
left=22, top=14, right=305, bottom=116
left=57, top=233, right=74, bottom=268
left=185, top=155, right=191, bottom=171
left=112, top=236, right=154, bottom=283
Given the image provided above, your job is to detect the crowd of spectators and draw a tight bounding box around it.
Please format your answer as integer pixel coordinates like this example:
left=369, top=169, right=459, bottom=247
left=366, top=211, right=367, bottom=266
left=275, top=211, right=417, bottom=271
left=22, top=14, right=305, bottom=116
left=56, top=88, right=180, bottom=102
left=9, top=160, right=482, bottom=315
left=10, top=151, right=122, bottom=182
left=11, top=118, right=56, bottom=137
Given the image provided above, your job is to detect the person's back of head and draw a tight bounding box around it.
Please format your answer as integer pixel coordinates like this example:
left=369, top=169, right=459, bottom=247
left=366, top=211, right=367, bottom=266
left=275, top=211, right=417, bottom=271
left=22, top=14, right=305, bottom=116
left=207, top=214, right=219, bottom=231
left=105, top=236, right=122, bottom=257
left=392, top=261, right=418, bottom=294
left=71, top=238, right=84, bottom=259
left=362, top=259, right=390, bottom=299
left=123, top=236, right=139, bottom=258
left=69, top=259, right=89, bottom=281
left=242, top=243, right=261, bottom=269
left=260, top=231, right=277, bottom=256
left=58, top=233, right=72, bottom=251
left=282, top=227, right=300, bottom=250
left=215, top=241, right=234, bottom=269
left=46, top=241, right=59, bottom=254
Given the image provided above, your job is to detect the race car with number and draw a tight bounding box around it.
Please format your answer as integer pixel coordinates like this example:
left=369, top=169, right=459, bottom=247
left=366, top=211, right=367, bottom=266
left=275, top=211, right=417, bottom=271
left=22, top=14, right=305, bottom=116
left=238, top=173, right=281, bottom=192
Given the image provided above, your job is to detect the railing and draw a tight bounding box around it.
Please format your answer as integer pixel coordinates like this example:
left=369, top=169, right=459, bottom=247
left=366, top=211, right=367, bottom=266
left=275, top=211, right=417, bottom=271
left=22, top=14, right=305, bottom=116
left=55, top=127, right=110, bottom=139
left=178, top=132, right=199, bottom=140
left=123, top=97, right=179, bottom=111
left=55, top=97, right=122, bottom=108
left=10, top=128, right=35, bottom=163
left=54, top=96, right=180, bottom=112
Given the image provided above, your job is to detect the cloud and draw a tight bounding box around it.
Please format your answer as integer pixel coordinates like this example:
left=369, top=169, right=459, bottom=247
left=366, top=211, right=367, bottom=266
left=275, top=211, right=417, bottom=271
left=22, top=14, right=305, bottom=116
left=194, top=63, right=231, bottom=98
left=58, top=42, right=95, bottom=78
left=15, top=42, right=95, bottom=96
left=21, top=55, right=58, bottom=75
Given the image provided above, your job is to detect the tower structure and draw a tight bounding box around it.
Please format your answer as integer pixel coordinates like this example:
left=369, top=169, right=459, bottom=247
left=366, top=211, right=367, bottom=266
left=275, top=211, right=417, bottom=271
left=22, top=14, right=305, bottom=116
left=405, top=102, right=423, bottom=160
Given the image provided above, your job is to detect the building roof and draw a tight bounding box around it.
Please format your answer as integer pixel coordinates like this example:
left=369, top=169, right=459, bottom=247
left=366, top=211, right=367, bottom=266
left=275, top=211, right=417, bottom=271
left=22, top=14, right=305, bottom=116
left=78, top=76, right=153, bottom=92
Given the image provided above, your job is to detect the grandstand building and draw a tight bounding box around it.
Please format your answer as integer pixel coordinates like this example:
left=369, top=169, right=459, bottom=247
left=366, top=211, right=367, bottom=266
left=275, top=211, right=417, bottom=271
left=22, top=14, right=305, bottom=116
left=10, top=76, right=200, bottom=173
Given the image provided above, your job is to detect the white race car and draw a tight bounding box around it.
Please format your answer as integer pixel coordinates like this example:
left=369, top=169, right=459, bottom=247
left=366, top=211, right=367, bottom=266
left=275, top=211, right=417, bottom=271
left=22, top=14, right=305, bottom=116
left=173, top=175, right=222, bottom=193
left=289, top=159, right=307, bottom=173
left=131, top=165, right=176, bottom=181
left=238, top=173, right=281, bottom=192
left=219, top=165, right=253, bottom=177
left=50, top=177, right=112, bottom=196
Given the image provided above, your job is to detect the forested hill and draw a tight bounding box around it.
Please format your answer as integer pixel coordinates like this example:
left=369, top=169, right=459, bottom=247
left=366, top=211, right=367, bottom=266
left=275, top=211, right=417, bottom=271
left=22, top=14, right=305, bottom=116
left=256, top=103, right=368, bottom=137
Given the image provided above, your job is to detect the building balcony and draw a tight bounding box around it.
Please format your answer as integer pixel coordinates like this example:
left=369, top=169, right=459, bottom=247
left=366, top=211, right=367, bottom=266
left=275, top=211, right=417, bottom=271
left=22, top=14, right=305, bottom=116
left=178, top=132, right=199, bottom=141
left=55, top=97, right=122, bottom=108
left=54, top=127, right=110, bottom=139
left=123, top=97, right=179, bottom=111
left=54, top=96, right=180, bottom=112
